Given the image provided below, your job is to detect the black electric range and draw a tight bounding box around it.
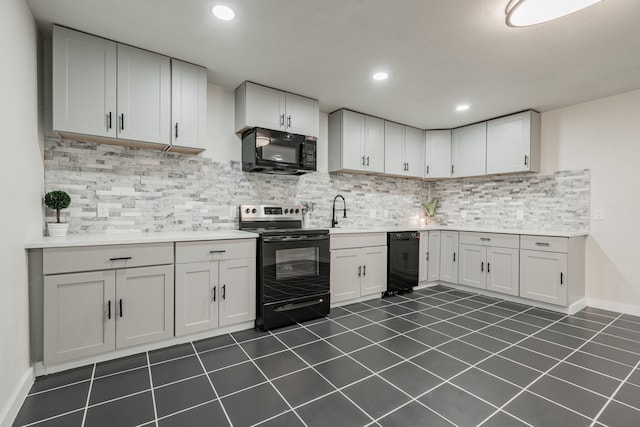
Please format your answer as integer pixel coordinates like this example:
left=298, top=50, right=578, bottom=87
left=239, top=205, right=330, bottom=330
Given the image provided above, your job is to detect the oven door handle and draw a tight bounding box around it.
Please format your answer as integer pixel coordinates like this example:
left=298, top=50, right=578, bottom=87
left=263, top=235, right=329, bottom=243
left=273, top=298, right=325, bottom=312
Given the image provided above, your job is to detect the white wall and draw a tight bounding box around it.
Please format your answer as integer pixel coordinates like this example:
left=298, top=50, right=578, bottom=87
left=541, top=89, right=640, bottom=314
left=0, top=0, right=43, bottom=424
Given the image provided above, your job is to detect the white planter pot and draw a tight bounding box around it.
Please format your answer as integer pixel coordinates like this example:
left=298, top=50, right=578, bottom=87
left=47, top=222, right=69, bottom=237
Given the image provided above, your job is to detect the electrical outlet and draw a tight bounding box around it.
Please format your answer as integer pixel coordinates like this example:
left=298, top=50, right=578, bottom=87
left=370, top=209, right=376, bottom=218
left=97, top=203, right=109, bottom=217
left=460, top=210, right=467, bottom=219
left=517, top=210, right=524, bottom=220
left=595, top=209, right=605, bottom=221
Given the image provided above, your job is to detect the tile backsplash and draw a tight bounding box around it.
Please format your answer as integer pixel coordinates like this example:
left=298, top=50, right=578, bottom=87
left=43, top=138, right=589, bottom=234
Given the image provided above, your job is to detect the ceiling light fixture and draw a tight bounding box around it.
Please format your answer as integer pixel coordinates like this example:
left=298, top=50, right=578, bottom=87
left=372, top=72, right=389, bottom=81
left=456, top=104, right=470, bottom=111
left=211, top=5, right=236, bottom=21
left=505, top=0, right=602, bottom=27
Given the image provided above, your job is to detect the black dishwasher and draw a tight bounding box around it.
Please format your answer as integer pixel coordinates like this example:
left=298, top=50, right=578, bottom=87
left=387, top=231, right=420, bottom=294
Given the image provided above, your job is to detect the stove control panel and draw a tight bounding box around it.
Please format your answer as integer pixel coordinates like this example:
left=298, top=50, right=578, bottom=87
left=240, top=204, right=302, bottom=221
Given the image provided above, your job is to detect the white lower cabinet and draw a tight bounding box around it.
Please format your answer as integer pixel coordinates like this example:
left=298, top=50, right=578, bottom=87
left=330, top=233, right=387, bottom=304
left=457, top=232, right=520, bottom=296
left=439, top=231, right=459, bottom=284
left=419, top=231, right=441, bottom=284
left=520, top=247, right=568, bottom=306
left=175, top=240, right=256, bottom=336
left=44, top=264, right=173, bottom=364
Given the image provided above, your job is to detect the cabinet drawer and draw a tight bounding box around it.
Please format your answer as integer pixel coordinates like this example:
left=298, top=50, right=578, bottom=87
left=176, top=239, right=256, bottom=264
left=43, top=243, right=173, bottom=275
left=459, top=232, right=519, bottom=249
left=520, top=235, right=568, bottom=253
left=330, top=233, right=386, bottom=250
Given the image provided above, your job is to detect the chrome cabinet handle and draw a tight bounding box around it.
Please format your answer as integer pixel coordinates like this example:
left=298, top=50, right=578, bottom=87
left=287, top=115, right=291, bottom=128
left=280, top=114, right=285, bottom=126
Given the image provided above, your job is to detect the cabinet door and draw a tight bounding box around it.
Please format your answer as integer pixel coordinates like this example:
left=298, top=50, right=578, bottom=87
left=520, top=250, right=568, bottom=306
left=384, top=121, right=405, bottom=175
left=115, top=265, right=174, bottom=349
left=419, top=232, right=429, bottom=283
left=175, top=262, right=219, bottom=336
left=117, top=45, right=171, bottom=145
left=330, top=248, right=361, bottom=303
left=451, top=122, right=487, bottom=177
left=171, top=59, right=207, bottom=150
left=52, top=26, right=117, bottom=138
left=44, top=271, right=116, bottom=364
left=459, top=244, right=486, bottom=289
left=425, top=130, right=452, bottom=178
left=342, top=110, right=365, bottom=171
left=486, top=247, right=519, bottom=296
left=219, top=258, right=256, bottom=327
left=364, top=115, right=385, bottom=173
left=439, top=231, right=459, bottom=283
left=427, top=231, right=441, bottom=282
left=404, top=127, right=425, bottom=178
left=285, top=93, right=319, bottom=137
left=486, top=112, right=531, bottom=174
left=361, top=246, right=388, bottom=296
left=245, top=82, right=286, bottom=131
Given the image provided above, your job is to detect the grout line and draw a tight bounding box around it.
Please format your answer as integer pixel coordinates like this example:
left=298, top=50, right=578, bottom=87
left=20, top=408, right=86, bottom=427
left=227, top=334, right=310, bottom=427
left=590, top=358, right=640, bottom=426
left=80, top=363, right=96, bottom=427
left=189, top=342, right=234, bottom=426
left=27, top=378, right=92, bottom=397
left=154, top=398, right=218, bottom=423
left=145, top=352, right=159, bottom=427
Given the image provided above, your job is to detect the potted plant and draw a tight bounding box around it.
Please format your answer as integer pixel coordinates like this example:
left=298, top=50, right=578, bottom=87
left=300, top=201, right=316, bottom=228
left=44, top=190, right=71, bottom=237
left=422, top=198, right=440, bottom=225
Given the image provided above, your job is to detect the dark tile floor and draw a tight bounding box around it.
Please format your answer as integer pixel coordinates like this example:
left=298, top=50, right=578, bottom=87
left=14, top=285, right=640, bottom=427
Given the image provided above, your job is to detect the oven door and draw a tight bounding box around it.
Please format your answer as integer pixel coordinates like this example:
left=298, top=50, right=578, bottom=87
left=261, top=234, right=330, bottom=303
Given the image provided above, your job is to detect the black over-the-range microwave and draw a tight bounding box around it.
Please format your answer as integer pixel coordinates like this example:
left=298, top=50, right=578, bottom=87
left=242, top=127, right=317, bottom=175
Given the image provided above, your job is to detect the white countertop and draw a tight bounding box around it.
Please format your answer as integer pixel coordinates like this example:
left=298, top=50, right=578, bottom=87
left=25, top=230, right=259, bottom=249
left=328, top=225, right=589, bottom=238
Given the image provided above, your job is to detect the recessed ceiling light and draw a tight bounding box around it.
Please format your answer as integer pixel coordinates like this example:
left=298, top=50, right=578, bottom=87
left=505, top=0, right=602, bottom=27
left=456, top=104, right=470, bottom=111
left=212, top=5, right=236, bottom=21
left=372, top=72, right=389, bottom=81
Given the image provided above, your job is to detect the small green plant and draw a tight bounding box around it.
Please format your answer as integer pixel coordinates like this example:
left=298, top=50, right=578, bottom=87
left=422, top=198, right=440, bottom=218
left=44, top=190, right=71, bottom=223
left=301, top=201, right=316, bottom=215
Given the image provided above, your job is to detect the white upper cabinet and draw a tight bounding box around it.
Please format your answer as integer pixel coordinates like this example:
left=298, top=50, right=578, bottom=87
left=117, top=45, right=171, bottom=145
left=170, top=59, right=208, bottom=152
left=329, top=109, right=385, bottom=173
left=235, top=81, right=319, bottom=137
left=425, top=130, right=452, bottom=179
left=53, top=26, right=117, bottom=138
left=53, top=26, right=199, bottom=151
left=451, top=122, right=487, bottom=178
left=384, top=122, right=425, bottom=178
left=486, top=110, right=541, bottom=175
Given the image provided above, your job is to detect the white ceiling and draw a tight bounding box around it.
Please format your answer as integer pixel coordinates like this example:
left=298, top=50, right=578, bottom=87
left=26, top=0, right=640, bottom=129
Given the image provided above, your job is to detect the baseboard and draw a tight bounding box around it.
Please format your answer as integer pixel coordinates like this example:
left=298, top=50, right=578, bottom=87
left=0, top=368, right=34, bottom=427
left=586, top=298, right=640, bottom=317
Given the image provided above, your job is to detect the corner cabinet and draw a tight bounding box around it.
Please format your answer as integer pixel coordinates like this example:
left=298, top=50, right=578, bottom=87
left=425, top=130, right=452, bottom=179
left=329, top=109, right=385, bottom=173
left=486, top=110, right=541, bottom=175
left=235, top=81, right=319, bottom=137
left=53, top=26, right=171, bottom=148
left=439, top=231, right=459, bottom=284
left=419, top=231, right=441, bottom=284
left=451, top=122, right=487, bottom=178
left=384, top=122, right=425, bottom=178
left=42, top=243, right=174, bottom=364
left=519, top=235, right=585, bottom=307
left=330, top=233, right=387, bottom=304
left=169, top=59, right=208, bottom=153
left=175, top=240, right=256, bottom=336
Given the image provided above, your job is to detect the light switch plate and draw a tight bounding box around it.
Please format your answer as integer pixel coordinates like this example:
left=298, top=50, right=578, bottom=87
left=595, top=209, right=605, bottom=221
